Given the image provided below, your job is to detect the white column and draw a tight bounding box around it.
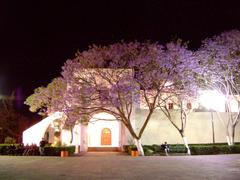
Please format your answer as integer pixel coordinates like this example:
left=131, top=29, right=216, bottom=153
left=119, top=121, right=126, bottom=151
left=80, top=124, right=88, bottom=152
left=74, top=124, right=81, bottom=154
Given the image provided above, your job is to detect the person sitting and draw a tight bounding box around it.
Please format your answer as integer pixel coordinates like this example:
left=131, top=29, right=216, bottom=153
left=161, top=142, right=170, bottom=156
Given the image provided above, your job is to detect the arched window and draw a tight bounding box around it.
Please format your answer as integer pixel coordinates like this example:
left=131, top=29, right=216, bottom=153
left=101, top=128, right=112, bottom=145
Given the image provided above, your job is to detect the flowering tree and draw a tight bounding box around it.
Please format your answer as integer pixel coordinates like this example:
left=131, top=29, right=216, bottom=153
left=26, top=41, right=202, bottom=155
left=196, top=30, right=240, bottom=145
left=61, top=41, right=189, bottom=155
left=156, top=41, right=199, bottom=155
left=24, top=77, right=74, bottom=141
left=25, top=77, right=67, bottom=116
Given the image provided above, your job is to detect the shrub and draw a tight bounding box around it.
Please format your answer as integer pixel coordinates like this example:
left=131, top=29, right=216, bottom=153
left=152, top=144, right=162, bottom=153
left=169, top=144, right=187, bottom=153
left=22, top=144, right=39, bottom=156
left=44, top=146, right=75, bottom=156
left=0, top=144, right=25, bottom=155
left=123, top=143, right=240, bottom=156
left=190, top=145, right=214, bottom=155
left=118, top=145, right=137, bottom=154
left=4, top=137, right=16, bottom=144
left=143, top=146, right=155, bottom=156
left=0, top=144, right=75, bottom=156
left=229, top=145, right=240, bottom=154
left=0, top=144, right=10, bottom=155
left=129, top=145, right=137, bottom=151
left=123, top=145, right=129, bottom=153
left=190, top=144, right=240, bottom=155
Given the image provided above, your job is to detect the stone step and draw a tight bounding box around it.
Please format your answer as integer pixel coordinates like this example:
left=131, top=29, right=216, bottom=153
left=88, top=147, right=120, bottom=152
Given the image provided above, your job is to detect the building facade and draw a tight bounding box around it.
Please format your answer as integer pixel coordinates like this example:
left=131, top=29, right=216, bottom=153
left=23, top=106, right=240, bottom=153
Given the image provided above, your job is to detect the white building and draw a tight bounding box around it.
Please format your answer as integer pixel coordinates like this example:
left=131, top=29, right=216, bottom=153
left=23, top=69, right=240, bottom=152
left=23, top=98, right=240, bottom=153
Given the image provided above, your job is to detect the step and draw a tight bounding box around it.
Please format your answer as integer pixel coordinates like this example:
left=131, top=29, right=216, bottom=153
left=88, top=147, right=120, bottom=152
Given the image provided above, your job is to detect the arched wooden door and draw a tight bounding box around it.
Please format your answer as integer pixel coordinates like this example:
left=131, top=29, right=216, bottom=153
left=101, top=128, right=112, bottom=145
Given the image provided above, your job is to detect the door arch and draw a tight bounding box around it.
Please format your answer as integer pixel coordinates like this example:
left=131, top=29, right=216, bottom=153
left=87, top=112, right=120, bottom=147
left=101, top=128, right=112, bottom=145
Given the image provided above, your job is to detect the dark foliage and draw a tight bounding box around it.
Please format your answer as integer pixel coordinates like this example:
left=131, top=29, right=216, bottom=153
left=43, top=146, right=75, bottom=156
left=124, top=143, right=240, bottom=156
left=0, top=144, right=75, bottom=156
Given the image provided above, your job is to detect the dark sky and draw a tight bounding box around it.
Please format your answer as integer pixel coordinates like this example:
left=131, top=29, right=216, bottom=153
left=0, top=0, right=240, bottom=102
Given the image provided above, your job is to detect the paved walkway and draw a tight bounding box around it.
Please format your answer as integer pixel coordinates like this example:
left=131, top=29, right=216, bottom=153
left=0, top=153, right=239, bottom=179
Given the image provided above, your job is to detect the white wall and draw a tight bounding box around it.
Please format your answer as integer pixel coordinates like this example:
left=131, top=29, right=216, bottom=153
left=87, top=113, right=120, bottom=147
left=22, top=112, right=63, bottom=145
left=135, top=109, right=240, bottom=145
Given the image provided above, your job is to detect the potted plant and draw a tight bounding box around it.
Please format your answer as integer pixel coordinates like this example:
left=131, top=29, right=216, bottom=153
left=60, top=146, right=69, bottom=157
left=130, top=145, right=138, bottom=157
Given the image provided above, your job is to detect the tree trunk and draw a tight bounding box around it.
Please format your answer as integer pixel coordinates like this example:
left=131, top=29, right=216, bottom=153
left=226, top=125, right=235, bottom=146
left=70, top=127, right=73, bottom=144
left=134, top=138, right=144, bottom=156
left=226, top=135, right=231, bottom=145
left=181, top=135, right=191, bottom=155
left=231, top=125, right=235, bottom=145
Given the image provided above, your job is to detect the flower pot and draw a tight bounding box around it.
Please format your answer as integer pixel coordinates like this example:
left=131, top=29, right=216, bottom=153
left=131, top=150, right=139, bottom=157
left=61, top=150, right=69, bottom=157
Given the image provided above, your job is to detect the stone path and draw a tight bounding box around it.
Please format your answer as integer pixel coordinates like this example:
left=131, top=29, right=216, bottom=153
left=0, top=153, right=239, bottom=179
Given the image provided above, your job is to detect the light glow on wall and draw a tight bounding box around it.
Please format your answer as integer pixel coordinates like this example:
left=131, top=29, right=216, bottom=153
left=61, top=124, right=81, bottom=146
left=88, top=112, right=120, bottom=147
left=22, top=112, right=63, bottom=145
left=229, top=96, right=240, bottom=112
left=199, top=90, right=226, bottom=112
left=61, top=129, right=72, bottom=146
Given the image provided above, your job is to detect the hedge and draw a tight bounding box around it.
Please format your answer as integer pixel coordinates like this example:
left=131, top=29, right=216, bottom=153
left=190, top=144, right=240, bottom=155
left=124, top=143, right=240, bottom=156
left=1, top=143, right=240, bottom=156
left=44, top=146, right=75, bottom=156
left=0, top=144, right=25, bottom=155
left=0, top=144, right=75, bottom=156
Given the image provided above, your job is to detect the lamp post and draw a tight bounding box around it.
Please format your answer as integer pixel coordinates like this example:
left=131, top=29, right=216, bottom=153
left=210, top=109, right=215, bottom=143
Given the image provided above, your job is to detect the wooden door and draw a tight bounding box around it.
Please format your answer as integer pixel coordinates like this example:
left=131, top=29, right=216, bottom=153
left=101, top=128, right=111, bottom=145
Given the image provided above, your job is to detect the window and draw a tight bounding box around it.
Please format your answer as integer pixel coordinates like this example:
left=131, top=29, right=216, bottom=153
left=168, top=103, right=173, bottom=110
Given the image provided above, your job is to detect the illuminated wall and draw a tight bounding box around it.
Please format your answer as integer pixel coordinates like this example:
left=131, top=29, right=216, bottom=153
left=136, top=109, right=240, bottom=144
left=22, top=112, right=63, bottom=145
left=87, top=112, right=120, bottom=147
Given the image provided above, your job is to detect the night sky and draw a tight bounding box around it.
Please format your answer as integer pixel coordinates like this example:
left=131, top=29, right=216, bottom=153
left=0, top=0, right=240, bottom=104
